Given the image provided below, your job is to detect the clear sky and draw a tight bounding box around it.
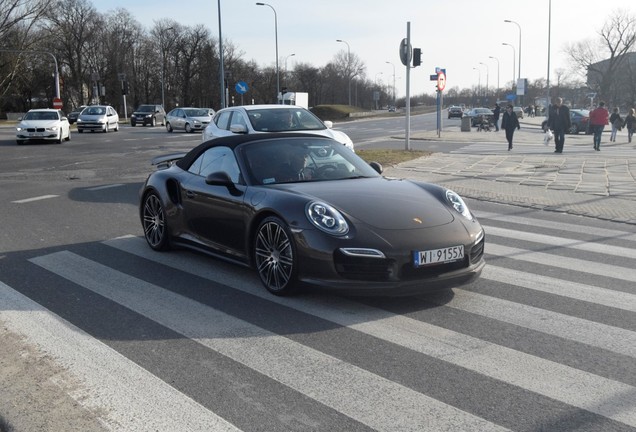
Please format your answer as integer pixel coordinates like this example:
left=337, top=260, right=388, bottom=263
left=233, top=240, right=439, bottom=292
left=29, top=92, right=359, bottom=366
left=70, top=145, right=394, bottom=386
left=94, top=0, right=635, bottom=98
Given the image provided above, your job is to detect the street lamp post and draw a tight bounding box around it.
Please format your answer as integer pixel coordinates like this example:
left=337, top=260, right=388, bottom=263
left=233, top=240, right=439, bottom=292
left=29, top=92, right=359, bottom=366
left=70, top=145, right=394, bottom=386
left=479, top=61, right=489, bottom=98
left=256, top=2, right=279, bottom=103
left=489, top=56, right=500, bottom=96
left=502, top=42, right=516, bottom=89
left=0, top=49, right=60, bottom=99
left=473, top=67, right=481, bottom=98
left=504, top=19, right=522, bottom=81
left=385, top=61, right=396, bottom=106
left=336, top=39, right=351, bottom=106
left=284, top=53, right=295, bottom=87
left=218, top=0, right=225, bottom=108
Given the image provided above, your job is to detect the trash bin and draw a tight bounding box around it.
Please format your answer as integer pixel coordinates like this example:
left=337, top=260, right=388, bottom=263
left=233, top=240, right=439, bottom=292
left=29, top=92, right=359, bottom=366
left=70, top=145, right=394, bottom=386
left=461, top=116, right=471, bottom=132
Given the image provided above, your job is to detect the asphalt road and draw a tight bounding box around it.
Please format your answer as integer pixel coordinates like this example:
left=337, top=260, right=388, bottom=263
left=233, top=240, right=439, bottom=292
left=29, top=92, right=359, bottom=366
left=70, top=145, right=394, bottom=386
left=1, top=122, right=635, bottom=432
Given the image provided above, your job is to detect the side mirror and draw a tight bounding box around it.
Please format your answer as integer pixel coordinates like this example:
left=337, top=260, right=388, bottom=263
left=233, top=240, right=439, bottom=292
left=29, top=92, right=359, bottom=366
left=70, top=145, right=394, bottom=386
left=229, top=124, right=247, bottom=134
left=206, top=171, right=243, bottom=196
left=323, top=120, right=333, bottom=129
left=369, top=161, right=383, bottom=174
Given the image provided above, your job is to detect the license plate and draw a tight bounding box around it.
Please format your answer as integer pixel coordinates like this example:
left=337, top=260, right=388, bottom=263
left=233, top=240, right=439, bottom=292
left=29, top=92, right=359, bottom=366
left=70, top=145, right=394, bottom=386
left=413, top=245, right=464, bottom=267
left=29, top=132, right=43, bottom=137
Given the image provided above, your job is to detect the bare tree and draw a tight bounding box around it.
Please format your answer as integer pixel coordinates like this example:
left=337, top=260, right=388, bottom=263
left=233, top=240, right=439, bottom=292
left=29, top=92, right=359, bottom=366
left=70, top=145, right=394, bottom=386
left=565, top=9, right=636, bottom=104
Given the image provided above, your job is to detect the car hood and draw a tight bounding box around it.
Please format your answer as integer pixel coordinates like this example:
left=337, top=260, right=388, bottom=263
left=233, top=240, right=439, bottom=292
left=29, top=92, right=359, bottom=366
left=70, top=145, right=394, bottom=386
left=79, top=115, right=106, bottom=121
left=18, top=120, right=60, bottom=128
left=280, top=177, right=455, bottom=229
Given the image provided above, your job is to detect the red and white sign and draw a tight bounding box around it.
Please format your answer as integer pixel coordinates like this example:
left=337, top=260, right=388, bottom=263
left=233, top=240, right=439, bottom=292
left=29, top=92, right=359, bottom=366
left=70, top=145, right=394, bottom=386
left=437, top=72, right=446, bottom=92
left=52, top=97, right=63, bottom=109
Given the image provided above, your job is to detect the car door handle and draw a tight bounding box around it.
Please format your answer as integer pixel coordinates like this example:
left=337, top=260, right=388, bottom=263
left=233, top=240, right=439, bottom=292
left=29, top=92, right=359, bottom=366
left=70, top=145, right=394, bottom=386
left=185, top=190, right=196, bottom=199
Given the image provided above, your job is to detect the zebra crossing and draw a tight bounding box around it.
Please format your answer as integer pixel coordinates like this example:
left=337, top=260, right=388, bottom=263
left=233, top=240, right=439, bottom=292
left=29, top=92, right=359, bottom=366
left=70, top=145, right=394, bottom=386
left=1, top=208, right=635, bottom=431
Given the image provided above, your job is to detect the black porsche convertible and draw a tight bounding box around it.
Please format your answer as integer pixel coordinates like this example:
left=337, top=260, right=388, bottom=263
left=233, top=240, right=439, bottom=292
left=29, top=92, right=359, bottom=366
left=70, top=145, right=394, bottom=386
left=140, top=133, right=485, bottom=295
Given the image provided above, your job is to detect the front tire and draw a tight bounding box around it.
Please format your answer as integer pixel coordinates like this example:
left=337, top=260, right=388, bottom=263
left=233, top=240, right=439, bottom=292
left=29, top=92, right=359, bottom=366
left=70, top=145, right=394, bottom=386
left=142, top=192, right=170, bottom=251
left=185, top=123, right=193, bottom=133
left=166, top=122, right=173, bottom=132
left=151, top=117, right=156, bottom=127
left=254, top=217, right=298, bottom=295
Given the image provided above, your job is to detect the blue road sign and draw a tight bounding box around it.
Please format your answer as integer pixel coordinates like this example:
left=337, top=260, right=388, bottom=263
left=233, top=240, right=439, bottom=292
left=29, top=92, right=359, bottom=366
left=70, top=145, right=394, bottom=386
left=235, top=81, right=248, bottom=95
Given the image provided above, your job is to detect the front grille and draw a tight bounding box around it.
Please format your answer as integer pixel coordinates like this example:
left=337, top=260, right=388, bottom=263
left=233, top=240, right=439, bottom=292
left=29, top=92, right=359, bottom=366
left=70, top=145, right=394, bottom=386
left=27, top=128, right=45, bottom=132
left=334, top=250, right=394, bottom=281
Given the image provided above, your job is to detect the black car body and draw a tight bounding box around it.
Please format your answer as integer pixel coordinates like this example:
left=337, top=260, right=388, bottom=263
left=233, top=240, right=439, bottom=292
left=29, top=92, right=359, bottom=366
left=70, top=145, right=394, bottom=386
left=464, top=108, right=495, bottom=127
left=447, top=106, right=463, bottom=119
left=139, top=134, right=485, bottom=296
left=131, top=104, right=166, bottom=127
left=67, top=105, right=87, bottom=124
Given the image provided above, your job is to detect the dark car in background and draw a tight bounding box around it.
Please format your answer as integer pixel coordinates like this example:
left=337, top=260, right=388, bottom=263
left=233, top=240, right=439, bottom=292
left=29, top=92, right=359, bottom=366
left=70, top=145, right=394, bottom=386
left=67, top=105, right=87, bottom=124
left=464, top=108, right=494, bottom=127
left=569, top=109, right=591, bottom=134
left=130, top=104, right=166, bottom=127
left=447, top=106, right=463, bottom=119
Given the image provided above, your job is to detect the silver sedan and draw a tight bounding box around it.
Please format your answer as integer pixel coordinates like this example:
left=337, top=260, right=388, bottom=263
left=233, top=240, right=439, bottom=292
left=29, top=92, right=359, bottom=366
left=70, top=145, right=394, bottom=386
left=165, top=108, right=212, bottom=133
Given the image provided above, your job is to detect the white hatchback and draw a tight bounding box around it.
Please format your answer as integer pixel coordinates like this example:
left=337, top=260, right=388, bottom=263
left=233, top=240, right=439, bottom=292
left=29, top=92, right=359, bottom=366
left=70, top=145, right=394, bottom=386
left=16, top=108, right=71, bottom=145
left=202, top=105, right=354, bottom=151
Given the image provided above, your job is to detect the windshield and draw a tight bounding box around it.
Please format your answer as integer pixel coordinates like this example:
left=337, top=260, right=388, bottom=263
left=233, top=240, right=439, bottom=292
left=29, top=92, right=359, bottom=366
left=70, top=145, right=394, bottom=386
left=240, top=137, right=379, bottom=185
left=247, top=108, right=326, bottom=132
left=184, top=108, right=210, bottom=117
left=24, top=111, right=59, bottom=121
left=137, top=105, right=154, bottom=112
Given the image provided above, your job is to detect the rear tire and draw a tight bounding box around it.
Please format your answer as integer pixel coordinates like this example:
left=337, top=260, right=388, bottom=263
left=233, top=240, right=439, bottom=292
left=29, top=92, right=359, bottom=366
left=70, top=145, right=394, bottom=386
left=142, top=192, right=171, bottom=251
left=166, top=122, right=173, bottom=133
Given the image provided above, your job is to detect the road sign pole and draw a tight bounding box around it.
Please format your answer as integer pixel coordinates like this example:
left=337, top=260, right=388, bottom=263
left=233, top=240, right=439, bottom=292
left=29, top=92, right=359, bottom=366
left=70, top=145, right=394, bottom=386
left=405, top=22, right=411, bottom=151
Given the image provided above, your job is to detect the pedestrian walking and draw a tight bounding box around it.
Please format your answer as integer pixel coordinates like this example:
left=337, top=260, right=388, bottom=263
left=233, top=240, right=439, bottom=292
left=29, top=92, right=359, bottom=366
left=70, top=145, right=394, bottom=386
left=624, top=108, right=636, bottom=143
left=501, top=104, right=520, bottom=150
left=589, top=101, right=609, bottom=151
left=609, top=107, right=623, bottom=142
left=547, top=97, right=571, bottom=154
left=493, top=103, right=501, bottom=131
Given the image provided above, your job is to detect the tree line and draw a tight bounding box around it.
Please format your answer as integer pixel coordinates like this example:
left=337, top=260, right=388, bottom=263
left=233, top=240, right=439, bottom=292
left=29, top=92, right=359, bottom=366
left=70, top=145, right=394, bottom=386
left=1, top=1, right=634, bottom=117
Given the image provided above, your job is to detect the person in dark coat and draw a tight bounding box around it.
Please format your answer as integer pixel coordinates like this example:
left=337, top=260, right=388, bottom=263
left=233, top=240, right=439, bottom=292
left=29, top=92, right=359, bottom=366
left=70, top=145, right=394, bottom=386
left=547, top=97, right=571, bottom=153
left=493, top=103, right=501, bottom=131
left=500, top=104, right=520, bottom=150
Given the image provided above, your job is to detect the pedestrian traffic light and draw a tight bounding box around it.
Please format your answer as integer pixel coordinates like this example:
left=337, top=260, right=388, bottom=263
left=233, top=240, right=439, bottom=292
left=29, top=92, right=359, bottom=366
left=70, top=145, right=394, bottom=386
left=412, top=48, right=422, bottom=67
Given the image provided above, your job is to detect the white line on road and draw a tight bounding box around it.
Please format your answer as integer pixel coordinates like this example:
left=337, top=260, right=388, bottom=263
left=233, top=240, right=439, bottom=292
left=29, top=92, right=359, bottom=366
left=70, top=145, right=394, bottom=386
left=11, top=195, right=59, bottom=204
left=0, top=281, right=241, bottom=432
left=86, top=184, right=125, bottom=191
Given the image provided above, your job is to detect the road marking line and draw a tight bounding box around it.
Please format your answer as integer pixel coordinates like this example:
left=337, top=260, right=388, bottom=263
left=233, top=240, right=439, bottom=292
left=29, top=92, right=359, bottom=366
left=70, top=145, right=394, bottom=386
left=86, top=184, right=124, bottom=191
left=0, top=281, right=241, bottom=432
left=12, top=195, right=59, bottom=204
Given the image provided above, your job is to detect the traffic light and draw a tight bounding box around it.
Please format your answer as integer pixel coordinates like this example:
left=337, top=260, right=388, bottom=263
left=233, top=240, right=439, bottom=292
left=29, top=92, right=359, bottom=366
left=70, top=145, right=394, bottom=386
left=412, top=48, right=422, bottom=67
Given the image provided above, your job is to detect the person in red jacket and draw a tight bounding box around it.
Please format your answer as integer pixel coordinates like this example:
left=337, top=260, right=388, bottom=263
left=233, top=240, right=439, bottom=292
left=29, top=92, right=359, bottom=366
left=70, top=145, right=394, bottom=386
left=589, top=101, right=609, bottom=151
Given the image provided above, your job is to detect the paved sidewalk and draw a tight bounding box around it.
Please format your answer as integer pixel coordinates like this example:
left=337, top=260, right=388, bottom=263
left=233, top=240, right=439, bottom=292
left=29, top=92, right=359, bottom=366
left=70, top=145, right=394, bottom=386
left=384, top=116, right=636, bottom=225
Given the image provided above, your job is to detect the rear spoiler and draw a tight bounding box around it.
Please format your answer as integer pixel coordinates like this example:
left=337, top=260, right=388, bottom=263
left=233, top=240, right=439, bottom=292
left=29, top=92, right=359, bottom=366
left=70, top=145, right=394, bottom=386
left=151, top=152, right=187, bottom=169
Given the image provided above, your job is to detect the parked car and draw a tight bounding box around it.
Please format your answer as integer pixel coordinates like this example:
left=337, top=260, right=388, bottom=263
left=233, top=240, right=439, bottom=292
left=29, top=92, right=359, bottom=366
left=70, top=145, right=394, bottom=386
left=447, top=106, right=463, bottom=119
left=130, top=104, right=166, bottom=127
left=464, top=108, right=494, bottom=127
left=513, top=106, right=524, bottom=119
left=76, top=105, right=119, bottom=133
left=202, top=104, right=354, bottom=151
left=165, top=107, right=213, bottom=133
left=569, top=109, right=591, bottom=134
left=15, top=108, right=71, bottom=145
left=67, top=105, right=87, bottom=124
left=139, top=133, right=485, bottom=295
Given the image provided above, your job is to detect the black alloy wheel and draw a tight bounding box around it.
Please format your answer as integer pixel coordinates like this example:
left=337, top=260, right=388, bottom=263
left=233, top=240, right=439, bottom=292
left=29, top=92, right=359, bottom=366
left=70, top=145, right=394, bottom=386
left=254, top=216, right=298, bottom=295
left=142, top=192, right=170, bottom=251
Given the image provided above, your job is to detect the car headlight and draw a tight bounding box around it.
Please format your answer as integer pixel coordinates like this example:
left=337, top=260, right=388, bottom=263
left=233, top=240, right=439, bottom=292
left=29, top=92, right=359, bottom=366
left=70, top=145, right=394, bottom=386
left=306, top=201, right=349, bottom=235
left=16, top=127, right=23, bottom=132
left=445, top=190, right=473, bottom=220
left=193, top=120, right=201, bottom=125
left=46, top=126, right=59, bottom=132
